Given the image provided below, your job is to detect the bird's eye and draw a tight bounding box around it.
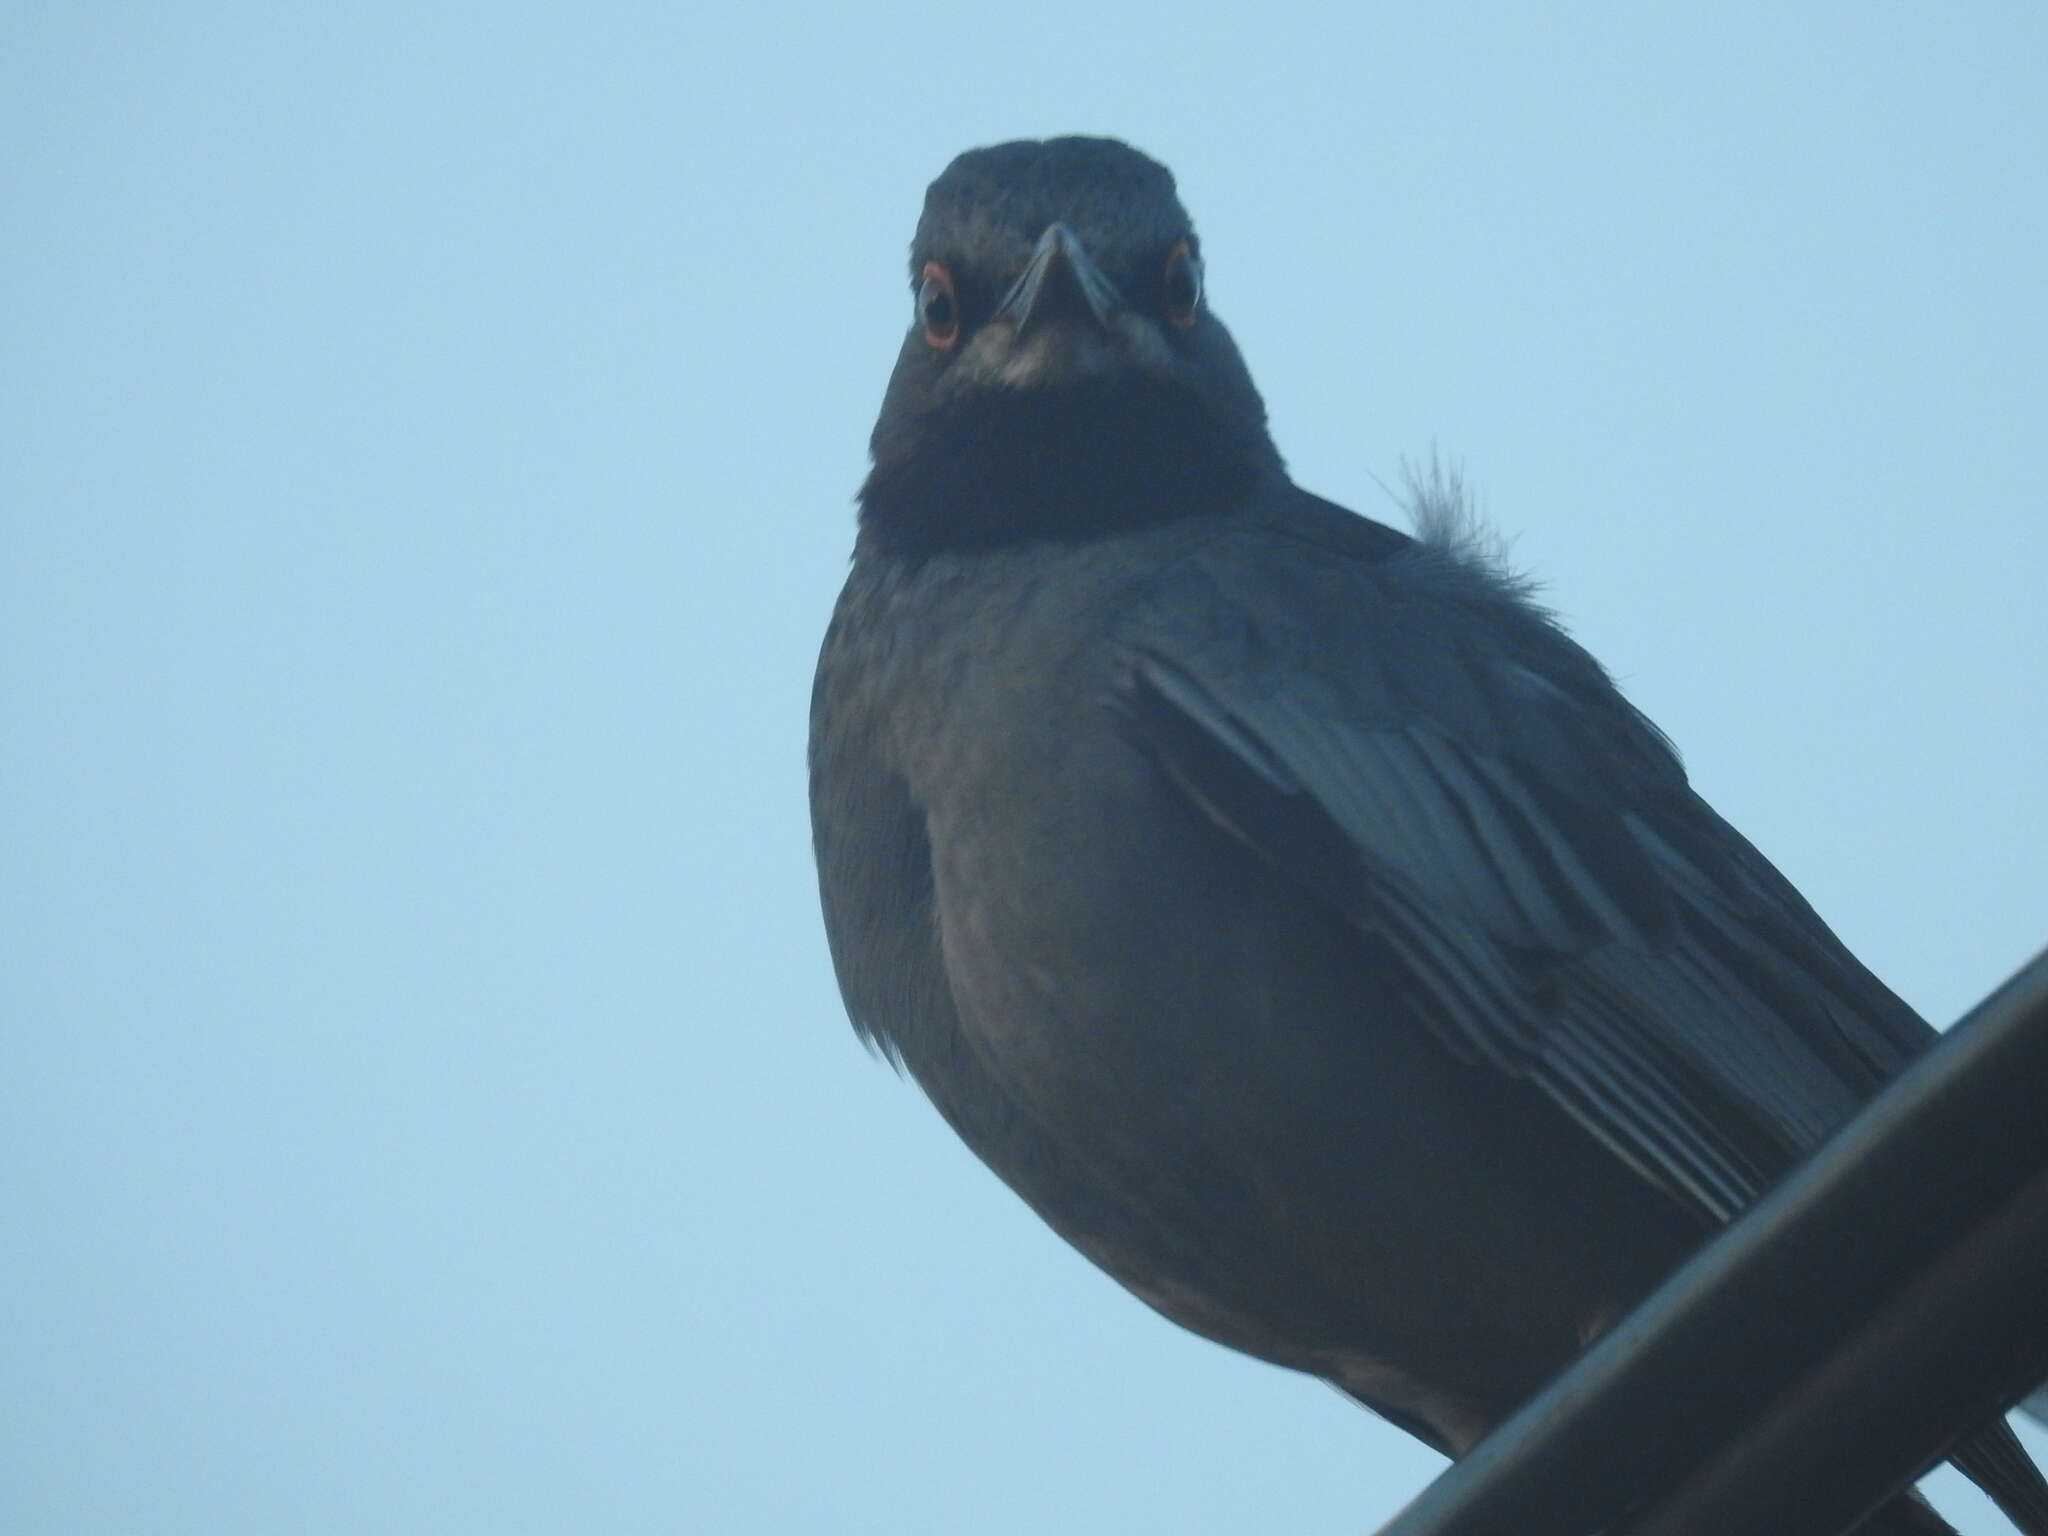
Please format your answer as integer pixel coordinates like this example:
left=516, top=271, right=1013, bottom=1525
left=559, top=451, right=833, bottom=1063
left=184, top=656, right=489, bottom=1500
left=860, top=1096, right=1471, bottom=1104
left=1163, top=240, right=1202, bottom=328
left=918, top=262, right=960, bottom=350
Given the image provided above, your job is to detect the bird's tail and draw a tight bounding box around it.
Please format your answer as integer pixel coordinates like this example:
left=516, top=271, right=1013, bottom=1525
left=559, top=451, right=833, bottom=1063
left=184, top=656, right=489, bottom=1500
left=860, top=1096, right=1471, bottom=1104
left=1952, top=1419, right=2048, bottom=1536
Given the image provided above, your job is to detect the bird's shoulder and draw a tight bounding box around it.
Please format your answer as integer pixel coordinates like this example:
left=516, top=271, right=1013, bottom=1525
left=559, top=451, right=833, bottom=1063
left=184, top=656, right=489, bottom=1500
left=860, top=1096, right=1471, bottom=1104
left=1115, top=476, right=1689, bottom=812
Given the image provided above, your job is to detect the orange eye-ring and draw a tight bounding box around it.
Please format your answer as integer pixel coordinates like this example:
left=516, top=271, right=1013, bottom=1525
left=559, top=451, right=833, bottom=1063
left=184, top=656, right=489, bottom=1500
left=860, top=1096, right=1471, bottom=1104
left=918, top=261, right=960, bottom=350
left=1163, top=240, right=1202, bottom=328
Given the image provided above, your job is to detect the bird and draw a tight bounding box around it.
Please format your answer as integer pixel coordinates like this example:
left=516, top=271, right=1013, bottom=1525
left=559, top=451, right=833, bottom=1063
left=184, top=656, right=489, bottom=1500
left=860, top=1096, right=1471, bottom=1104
left=808, top=136, right=2046, bottom=1534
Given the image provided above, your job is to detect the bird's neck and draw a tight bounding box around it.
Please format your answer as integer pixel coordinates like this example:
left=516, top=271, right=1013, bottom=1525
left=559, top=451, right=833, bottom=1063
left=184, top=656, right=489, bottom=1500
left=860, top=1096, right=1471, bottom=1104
left=858, top=383, right=1281, bottom=559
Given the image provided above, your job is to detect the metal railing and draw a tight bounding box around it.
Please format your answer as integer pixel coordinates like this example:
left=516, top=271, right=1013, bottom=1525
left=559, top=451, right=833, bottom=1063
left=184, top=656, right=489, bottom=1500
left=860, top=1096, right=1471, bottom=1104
left=1377, top=949, right=2048, bottom=1536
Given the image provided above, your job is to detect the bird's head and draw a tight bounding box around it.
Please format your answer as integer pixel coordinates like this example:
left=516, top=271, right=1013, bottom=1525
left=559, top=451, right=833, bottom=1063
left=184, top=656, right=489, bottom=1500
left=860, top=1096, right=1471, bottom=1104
left=860, top=138, right=1282, bottom=555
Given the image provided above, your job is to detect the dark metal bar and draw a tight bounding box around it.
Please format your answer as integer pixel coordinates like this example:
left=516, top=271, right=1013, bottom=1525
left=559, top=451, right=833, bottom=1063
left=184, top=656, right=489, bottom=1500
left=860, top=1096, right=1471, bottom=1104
left=1631, top=1168, right=2048, bottom=1536
left=1375, top=948, right=2048, bottom=1536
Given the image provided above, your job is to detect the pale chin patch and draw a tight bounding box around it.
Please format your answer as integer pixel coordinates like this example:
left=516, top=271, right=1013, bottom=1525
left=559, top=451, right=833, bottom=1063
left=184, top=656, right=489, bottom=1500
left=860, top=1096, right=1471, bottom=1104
left=965, top=314, right=1175, bottom=389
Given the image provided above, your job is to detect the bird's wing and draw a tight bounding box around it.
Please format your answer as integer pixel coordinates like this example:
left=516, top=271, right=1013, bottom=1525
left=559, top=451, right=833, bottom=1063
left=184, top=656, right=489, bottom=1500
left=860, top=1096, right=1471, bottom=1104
left=1120, top=509, right=1934, bottom=1224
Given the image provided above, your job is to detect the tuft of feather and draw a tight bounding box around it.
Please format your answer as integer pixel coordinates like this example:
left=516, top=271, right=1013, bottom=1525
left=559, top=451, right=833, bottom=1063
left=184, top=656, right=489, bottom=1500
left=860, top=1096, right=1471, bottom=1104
left=1396, top=453, right=1546, bottom=607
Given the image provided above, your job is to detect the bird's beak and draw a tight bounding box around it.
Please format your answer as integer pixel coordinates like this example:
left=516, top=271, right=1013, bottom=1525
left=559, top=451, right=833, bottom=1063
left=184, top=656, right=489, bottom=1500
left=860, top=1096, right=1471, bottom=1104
left=993, top=223, right=1123, bottom=337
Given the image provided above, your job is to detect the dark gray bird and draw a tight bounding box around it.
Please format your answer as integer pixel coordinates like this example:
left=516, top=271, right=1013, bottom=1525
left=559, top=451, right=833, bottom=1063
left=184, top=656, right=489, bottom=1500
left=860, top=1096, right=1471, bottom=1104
left=809, top=136, right=2045, bottom=1534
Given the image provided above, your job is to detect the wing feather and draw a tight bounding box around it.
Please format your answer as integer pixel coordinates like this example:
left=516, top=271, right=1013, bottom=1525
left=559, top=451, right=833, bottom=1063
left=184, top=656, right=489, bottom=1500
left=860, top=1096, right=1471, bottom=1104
left=1121, top=517, right=1933, bottom=1226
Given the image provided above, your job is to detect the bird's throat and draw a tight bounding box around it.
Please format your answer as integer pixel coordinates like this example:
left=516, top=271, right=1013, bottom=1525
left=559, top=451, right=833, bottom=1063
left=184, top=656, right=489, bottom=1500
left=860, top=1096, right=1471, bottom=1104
left=859, top=381, right=1277, bottom=559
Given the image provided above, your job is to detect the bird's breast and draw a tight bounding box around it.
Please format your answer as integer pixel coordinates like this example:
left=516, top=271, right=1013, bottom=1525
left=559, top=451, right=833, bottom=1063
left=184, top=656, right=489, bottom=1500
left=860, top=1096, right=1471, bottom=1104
left=817, top=538, right=1697, bottom=1442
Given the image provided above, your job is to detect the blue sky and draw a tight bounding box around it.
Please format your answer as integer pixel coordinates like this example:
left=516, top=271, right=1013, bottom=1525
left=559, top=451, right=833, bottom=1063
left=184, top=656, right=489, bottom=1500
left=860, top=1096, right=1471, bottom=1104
left=4, top=5, right=2043, bottom=1532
